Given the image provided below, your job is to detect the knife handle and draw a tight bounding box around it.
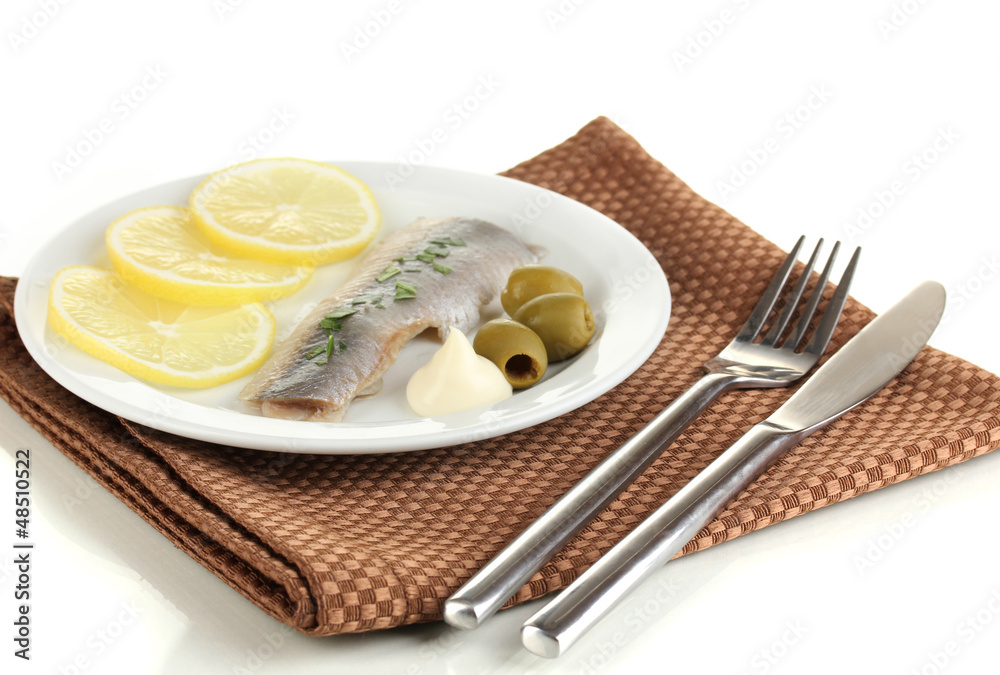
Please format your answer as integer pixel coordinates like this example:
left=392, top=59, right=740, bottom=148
left=443, top=371, right=738, bottom=630
left=521, top=421, right=796, bottom=658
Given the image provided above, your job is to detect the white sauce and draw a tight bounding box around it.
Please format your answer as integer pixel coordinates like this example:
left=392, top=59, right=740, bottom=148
left=406, top=327, right=512, bottom=417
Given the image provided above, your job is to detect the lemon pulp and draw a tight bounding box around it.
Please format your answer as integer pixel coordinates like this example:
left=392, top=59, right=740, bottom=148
left=189, top=158, right=380, bottom=266
left=106, top=205, right=313, bottom=306
left=48, top=266, right=275, bottom=388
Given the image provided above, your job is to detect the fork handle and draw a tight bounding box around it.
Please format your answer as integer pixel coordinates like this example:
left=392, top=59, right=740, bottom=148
left=520, top=421, right=795, bottom=657
left=443, top=371, right=738, bottom=630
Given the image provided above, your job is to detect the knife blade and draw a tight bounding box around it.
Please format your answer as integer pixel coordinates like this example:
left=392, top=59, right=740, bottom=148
left=767, top=280, right=946, bottom=436
left=521, top=280, right=947, bottom=658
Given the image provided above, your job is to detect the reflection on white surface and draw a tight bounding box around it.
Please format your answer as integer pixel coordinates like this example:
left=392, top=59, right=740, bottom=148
left=3, top=399, right=999, bottom=674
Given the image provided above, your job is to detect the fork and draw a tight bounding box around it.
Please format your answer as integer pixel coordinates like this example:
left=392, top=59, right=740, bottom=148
left=443, top=237, right=860, bottom=630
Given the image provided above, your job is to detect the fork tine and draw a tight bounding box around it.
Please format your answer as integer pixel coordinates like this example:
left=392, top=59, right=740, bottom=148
left=803, top=245, right=861, bottom=356
left=736, top=235, right=805, bottom=342
left=785, top=240, right=840, bottom=349
left=761, top=239, right=824, bottom=346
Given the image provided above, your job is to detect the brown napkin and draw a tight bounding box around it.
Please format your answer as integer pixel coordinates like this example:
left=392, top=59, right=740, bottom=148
left=1, top=117, right=998, bottom=636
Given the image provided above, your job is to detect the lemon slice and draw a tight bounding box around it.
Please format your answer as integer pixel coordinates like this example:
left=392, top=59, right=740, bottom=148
left=189, top=158, right=380, bottom=265
left=48, top=266, right=275, bottom=388
left=106, top=205, right=313, bottom=306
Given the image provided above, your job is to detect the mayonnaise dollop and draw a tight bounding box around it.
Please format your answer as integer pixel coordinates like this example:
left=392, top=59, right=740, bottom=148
left=406, top=327, right=512, bottom=417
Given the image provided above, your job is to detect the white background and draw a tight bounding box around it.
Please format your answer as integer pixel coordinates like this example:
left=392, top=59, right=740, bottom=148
left=2, top=0, right=999, bottom=673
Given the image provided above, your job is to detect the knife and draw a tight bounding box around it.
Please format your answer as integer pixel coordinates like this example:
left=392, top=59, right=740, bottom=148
left=521, top=280, right=947, bottom=658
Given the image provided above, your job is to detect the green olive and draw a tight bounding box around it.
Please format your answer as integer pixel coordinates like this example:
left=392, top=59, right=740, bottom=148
left=513, top=293, right=595, bottom=362
left=501, top=265, right=584, bottom=317
left=473, top=319, right=548, bottom=389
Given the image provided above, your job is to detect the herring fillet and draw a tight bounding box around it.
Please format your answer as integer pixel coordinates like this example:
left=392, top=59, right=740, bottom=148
left=240, top=217, right=537, bottom=421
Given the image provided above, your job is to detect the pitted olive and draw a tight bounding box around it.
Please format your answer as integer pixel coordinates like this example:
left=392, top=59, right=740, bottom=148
left=513, top=293, right=594, bottom=362
left=500, top=265, right=584, bottom=317
left=473, top=319, right=548, bottom=388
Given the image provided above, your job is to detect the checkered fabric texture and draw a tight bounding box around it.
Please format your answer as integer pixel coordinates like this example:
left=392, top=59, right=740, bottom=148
left=1, top=117, right=998, bottom=635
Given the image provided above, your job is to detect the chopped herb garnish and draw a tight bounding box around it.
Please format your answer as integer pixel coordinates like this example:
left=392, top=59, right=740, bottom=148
left=394, top=280, right=418, bottom=300
left=319, top=316, right=343, bottom=333
left=376, top=265, right=401, bottom=282
left=311, top=307, right=356, bottom=361
left=325, top=306, right=358, bottom=320
left=430, top=237, right=466, bottom=247
left=309, top=234, right=465, bottom=364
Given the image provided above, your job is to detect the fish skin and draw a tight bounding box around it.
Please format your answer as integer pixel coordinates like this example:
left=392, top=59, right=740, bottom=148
left=240, top=217, right=536, bottom=421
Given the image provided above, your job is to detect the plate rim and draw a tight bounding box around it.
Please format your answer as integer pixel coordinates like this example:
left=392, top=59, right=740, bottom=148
left=13, top=161, right=671, bottom=454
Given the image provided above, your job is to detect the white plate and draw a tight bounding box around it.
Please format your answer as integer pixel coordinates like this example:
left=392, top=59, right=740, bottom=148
left=14, top=162, right=670, bottom=454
